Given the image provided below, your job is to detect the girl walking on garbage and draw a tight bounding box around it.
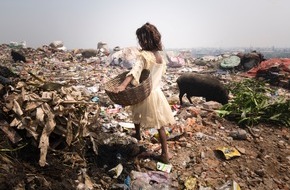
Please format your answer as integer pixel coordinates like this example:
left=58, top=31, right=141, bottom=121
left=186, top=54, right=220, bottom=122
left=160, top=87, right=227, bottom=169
left=114, top=22, right=176, bottom=164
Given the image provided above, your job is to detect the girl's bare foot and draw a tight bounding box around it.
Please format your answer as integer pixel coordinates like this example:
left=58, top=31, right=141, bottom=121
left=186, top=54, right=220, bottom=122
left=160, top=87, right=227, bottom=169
left=137, top=151, right=170, bottom=164
left=153, top=154, right=170, bottom=164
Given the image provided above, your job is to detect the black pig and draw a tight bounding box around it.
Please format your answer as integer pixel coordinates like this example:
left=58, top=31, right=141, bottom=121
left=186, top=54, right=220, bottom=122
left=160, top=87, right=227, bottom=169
left=176, top=73, right=229, bottom=105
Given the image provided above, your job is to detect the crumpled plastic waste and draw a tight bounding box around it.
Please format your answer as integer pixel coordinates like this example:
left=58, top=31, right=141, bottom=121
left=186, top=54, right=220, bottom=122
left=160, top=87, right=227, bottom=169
left=184, top=176, right=197, bottom=190
left=124, top=175, right=131, bottom=190
left=108, top=163, right=123, bottom=179
left=91, top=96, right=99, bottom=103
left=216, top=147, right=241, bottom=160
left=217, top=179, right=241, bottom=190
left=119, top=122, right=135, bottom=129
left=156, top=162, right=172, bottom=173
left=130, top=170, right=176, bottom=190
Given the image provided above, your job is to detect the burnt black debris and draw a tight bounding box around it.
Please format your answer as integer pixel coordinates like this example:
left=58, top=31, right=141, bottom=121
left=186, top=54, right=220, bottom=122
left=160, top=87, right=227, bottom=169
left=11, top=49, right=27, bottom=63
left=0, top=66, right=19, bottom=78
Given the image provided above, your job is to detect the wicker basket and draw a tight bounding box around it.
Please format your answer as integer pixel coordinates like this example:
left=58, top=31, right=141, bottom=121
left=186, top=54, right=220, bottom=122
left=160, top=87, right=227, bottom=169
left=104, top=69, right=152, bottom=106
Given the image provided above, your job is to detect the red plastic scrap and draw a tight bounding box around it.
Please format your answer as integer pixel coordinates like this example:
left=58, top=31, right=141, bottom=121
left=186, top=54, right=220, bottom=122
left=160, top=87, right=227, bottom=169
left=245, top=58, right=290, bottom=77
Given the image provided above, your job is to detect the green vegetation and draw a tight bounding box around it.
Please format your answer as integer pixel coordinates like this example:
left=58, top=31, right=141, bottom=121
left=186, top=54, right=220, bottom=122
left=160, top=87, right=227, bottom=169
left=217, top=79, right=290, bottom=127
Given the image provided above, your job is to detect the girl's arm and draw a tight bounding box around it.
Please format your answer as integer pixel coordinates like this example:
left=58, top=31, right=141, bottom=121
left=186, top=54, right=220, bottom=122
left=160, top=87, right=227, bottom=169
left=114, top=53, right=145, bottom=93
left=114, top=75, right=133, bottom=93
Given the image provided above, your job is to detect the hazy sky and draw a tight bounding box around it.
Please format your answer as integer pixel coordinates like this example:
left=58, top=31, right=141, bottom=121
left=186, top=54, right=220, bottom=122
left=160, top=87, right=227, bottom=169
left=1, top=0, right=290, bottom=49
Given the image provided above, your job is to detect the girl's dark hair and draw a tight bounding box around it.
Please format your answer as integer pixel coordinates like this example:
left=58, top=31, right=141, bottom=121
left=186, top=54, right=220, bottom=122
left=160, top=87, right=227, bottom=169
left=136, top=22, right=163, bottom=51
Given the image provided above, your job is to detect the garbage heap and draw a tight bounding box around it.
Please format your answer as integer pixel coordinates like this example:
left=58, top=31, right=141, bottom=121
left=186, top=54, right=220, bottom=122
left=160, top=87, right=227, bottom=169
left=0, top=43, right=290, bottom=190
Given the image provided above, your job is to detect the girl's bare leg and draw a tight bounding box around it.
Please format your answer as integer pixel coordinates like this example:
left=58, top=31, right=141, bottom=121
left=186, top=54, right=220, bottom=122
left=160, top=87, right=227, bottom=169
left=134, top=123, right=142, bottom=140
left=157, top=126, right=170, bottom=164
left=135, top=126, right=170, bottom=164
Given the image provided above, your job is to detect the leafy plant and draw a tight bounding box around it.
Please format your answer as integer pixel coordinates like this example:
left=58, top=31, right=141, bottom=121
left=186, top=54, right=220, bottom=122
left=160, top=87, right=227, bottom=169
left=217, top=79, right=290, bottom=127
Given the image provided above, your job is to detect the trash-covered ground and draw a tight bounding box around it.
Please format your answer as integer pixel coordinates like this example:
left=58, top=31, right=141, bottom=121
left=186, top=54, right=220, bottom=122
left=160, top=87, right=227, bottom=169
left=0, top=43, right=290, bottom=190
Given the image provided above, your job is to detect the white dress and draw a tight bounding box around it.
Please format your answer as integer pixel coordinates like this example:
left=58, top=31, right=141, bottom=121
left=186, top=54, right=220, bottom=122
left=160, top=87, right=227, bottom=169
left=126, top=51, right=176, bottom=130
